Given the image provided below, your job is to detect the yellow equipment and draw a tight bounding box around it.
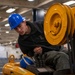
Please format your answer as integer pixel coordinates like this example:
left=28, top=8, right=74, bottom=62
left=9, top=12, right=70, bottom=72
left=44, top=3, right=75, bottom=45
left=44, top=3, right=75, bottom=74
left=2, top=55, right=35, bottom=75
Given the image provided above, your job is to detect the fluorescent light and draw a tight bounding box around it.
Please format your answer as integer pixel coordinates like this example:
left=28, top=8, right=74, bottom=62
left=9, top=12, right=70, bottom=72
left=1, top=6, right=8, bottom=9
left=5, top=24, right=9, bottom=27
left=6, top=8, right=16, bottom=13
left=6, top=31, right=9, bottom=33
left=27, top=18, right=31, bottom=21
left=9, top=41, right=12, bottom=44
left=63, top=1, right=75, bottom=5
left=28, top=0, right=34, bottom=1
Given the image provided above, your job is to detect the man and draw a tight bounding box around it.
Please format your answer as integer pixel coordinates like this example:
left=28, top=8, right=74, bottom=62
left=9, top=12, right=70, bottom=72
left=8, top=13, right=70, bottom=71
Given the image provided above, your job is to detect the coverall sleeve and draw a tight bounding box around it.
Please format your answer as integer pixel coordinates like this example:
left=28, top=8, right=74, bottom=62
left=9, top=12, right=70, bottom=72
left=18, top=42, right=34, bottom=57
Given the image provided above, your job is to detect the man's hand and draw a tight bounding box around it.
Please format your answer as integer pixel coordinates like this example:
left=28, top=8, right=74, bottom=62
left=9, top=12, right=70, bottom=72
left=34, top=47, right=42, bottom=54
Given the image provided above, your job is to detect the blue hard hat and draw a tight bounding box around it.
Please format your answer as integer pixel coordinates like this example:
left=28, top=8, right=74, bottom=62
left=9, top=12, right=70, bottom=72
left=8, top=13, right=25, bottom=30
left=20, top=56, right=34, bottom=68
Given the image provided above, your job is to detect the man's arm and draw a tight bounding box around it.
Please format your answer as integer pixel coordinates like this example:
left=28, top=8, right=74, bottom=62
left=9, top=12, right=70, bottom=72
left=19, top=42, right=34, bottom=57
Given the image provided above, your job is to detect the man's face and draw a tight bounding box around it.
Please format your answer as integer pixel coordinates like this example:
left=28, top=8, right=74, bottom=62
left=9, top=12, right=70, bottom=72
left=14, top=21, right=28, bottom=35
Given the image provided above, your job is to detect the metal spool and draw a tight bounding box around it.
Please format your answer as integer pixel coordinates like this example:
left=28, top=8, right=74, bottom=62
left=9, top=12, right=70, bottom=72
left=59, top=5, right=72, bottom=45
left=44, top=3, right=75, bottom=45
left=69, top=7, right=75, bottom=37
left=44, top=3, right=68, bottom=45
left=72, top=7, right=75, bottom=33
left=64, top=5, right=72, bottom=36
left=72, top=7, right=75, bottom=20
